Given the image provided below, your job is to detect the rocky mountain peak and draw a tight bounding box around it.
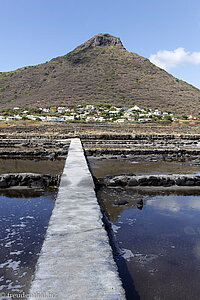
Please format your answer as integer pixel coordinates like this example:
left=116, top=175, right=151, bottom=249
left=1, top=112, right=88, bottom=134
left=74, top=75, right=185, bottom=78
left=69, top=33, right=125, bottom=56
left=91, top=33, right=123, bottom=47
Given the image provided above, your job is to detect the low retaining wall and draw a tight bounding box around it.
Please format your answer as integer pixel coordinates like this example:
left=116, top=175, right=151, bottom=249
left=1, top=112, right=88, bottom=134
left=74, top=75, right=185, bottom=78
left=85, top=149, right=200, bottom=156
left=81, top=133, right=200, bottom=140
left=0, top=173, right=60, bottom=189
left=0, top=149, right=68, bottom=159
left=103, top=174, right=200, bottom=188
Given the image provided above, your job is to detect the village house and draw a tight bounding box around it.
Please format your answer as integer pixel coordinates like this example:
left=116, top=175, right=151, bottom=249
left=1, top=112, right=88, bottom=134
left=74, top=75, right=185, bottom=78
left=42, top=108, right=50, bottom=113
left=128, top=116, right=136, bottom=121
left=115, top=118, right=128, bottom=123
left=153, top=110, right=162, bottom=116
left=57, top=107, right=65, bottom=113
left=63, top=116, right=75, bottom=121
left=85, top=105, right=95, bottom=111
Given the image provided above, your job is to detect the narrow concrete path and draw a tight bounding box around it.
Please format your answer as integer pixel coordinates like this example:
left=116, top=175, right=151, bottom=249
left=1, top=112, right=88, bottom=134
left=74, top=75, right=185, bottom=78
left=29, top=138, right=125, bottom=300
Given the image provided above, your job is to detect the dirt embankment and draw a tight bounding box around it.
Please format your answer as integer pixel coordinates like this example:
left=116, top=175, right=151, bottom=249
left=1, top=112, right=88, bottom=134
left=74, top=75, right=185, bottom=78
left=0, top=121, right=200, bottom=136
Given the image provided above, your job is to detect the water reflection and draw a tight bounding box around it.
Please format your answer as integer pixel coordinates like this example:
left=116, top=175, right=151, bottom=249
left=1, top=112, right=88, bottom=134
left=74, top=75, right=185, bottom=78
left=193, top=240, right=200, bottom=260
left=136, top=200, right=143, bottom=210
left=0, top=189, right=56, bottom=298
left=97, top=188, right=200, bottom=300
left=0, top=158, right=65, bottom=176
left=89, top=157, right=200, bottom=178
left=147, top=194, right=200, bottom=212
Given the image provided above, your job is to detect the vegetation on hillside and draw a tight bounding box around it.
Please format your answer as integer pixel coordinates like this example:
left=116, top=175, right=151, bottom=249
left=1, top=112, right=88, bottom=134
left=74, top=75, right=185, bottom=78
left=0, top=33, right=200, bottom=114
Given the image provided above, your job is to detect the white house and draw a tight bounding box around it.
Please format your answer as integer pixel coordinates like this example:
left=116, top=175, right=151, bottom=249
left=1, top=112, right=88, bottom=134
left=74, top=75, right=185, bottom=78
left=86, top=116, right=97, bottom=122
left=46, top=116, right=57, bottom=122
left=63, top=116, right=75, bottom=121
left=27, top=115, right=37, bottom=121
left=6, top=116, right=16, bottom=121
left=132, top=105, right=141, bottom=111
left=153, top=110, right=162, bottom=116
left=97, top=117, right=105, bottom=122
left=128, top=116, right=136, bottom=121
left=85, top=105, right=95, bottom=111
left=115, top=119, right=128, bottom=123
left=137, top=118, right=150, bottom=122
left=42, top=108, right=49, bottom=113
left=14, top=115, right=22, bottom=120
left=57, top=107, right=65, bottom=113
left=39, top=116, right=47, bottom=122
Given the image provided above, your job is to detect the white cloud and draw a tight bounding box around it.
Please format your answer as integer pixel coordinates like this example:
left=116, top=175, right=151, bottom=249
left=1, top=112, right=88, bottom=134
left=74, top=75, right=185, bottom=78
left=147, top=196, right=200, bottom=213
left=149, top=47, right=200, bottom=71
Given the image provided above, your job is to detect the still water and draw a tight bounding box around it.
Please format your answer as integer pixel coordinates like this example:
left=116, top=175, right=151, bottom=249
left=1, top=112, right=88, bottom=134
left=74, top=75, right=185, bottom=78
left=90, top=158, right=200, bottom=300
left=0, top=189, right=56, bottom=299
left=88, top=157, right=200, bottom=178
left=97, top=188, right=200, bottom=300
left=0, top=158, right=65, bottom=176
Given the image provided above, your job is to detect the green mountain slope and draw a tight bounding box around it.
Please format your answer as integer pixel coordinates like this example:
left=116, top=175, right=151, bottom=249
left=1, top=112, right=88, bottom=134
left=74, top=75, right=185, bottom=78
left=0, top=33, right=200, bottom=114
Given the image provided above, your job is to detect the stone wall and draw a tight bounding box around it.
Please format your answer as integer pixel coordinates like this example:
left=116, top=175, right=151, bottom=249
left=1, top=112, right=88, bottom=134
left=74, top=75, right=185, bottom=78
left=103, top=174, right=200, bottom=188
left=0, top=173, right=60, bottom=189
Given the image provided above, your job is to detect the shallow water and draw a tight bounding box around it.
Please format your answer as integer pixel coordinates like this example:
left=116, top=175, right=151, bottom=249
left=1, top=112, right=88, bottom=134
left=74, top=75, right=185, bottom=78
left=0, top=158, right=65, bottom=176
left=0, top=189, right=56, bottom=299
left=97, top=188, right=200, bottom=300
left=90, top=158, right=200, bottom=300
left=88, top=158, right=200, bottom=178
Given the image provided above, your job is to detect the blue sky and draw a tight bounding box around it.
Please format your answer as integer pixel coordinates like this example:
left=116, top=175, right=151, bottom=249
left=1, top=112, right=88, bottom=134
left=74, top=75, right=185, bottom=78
left=1, top=0, right=200, bottom=88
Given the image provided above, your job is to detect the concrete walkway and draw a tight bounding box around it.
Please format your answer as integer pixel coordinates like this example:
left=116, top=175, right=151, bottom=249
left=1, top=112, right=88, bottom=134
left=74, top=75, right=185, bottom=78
left=29, top=138, right=125, bottom=300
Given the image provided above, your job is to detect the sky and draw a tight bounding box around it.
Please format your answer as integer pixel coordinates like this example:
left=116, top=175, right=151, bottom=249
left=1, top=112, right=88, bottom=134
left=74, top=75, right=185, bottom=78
left=1, top=0, right=200, bottom=88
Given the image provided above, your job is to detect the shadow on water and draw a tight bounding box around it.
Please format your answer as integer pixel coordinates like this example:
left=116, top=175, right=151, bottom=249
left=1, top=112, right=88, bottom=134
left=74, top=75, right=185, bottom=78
left=89, top=157, right=200, bottom=300
left=115, top=256, right=140, bottom=300
left=102, top=210, right=140, bottom=300
left=87, top=154, right=140, bottom=299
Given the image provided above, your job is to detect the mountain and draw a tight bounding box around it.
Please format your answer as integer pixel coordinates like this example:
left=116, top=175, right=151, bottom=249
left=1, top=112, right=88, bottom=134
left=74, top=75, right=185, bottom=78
left=0, top=33, right=200, bottom=114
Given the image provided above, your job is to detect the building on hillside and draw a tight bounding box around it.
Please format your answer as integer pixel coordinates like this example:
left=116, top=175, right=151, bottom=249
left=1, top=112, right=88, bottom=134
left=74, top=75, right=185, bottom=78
left=153, top=110, right=162, bottom=116
left=57, top=107, right=65, bottom=113
left=85, top=105, right=95, bottom=111
left=137, top=118, right=150, bottom=122
left=115, top=119, right=128, bottom=123
left=128, top=116, right=136, bottom=121
left=131, top=105, right=141, bottom=111
left=97, top=117, right=105, bottom=122
left=63, top=116, right=75, bottom=121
